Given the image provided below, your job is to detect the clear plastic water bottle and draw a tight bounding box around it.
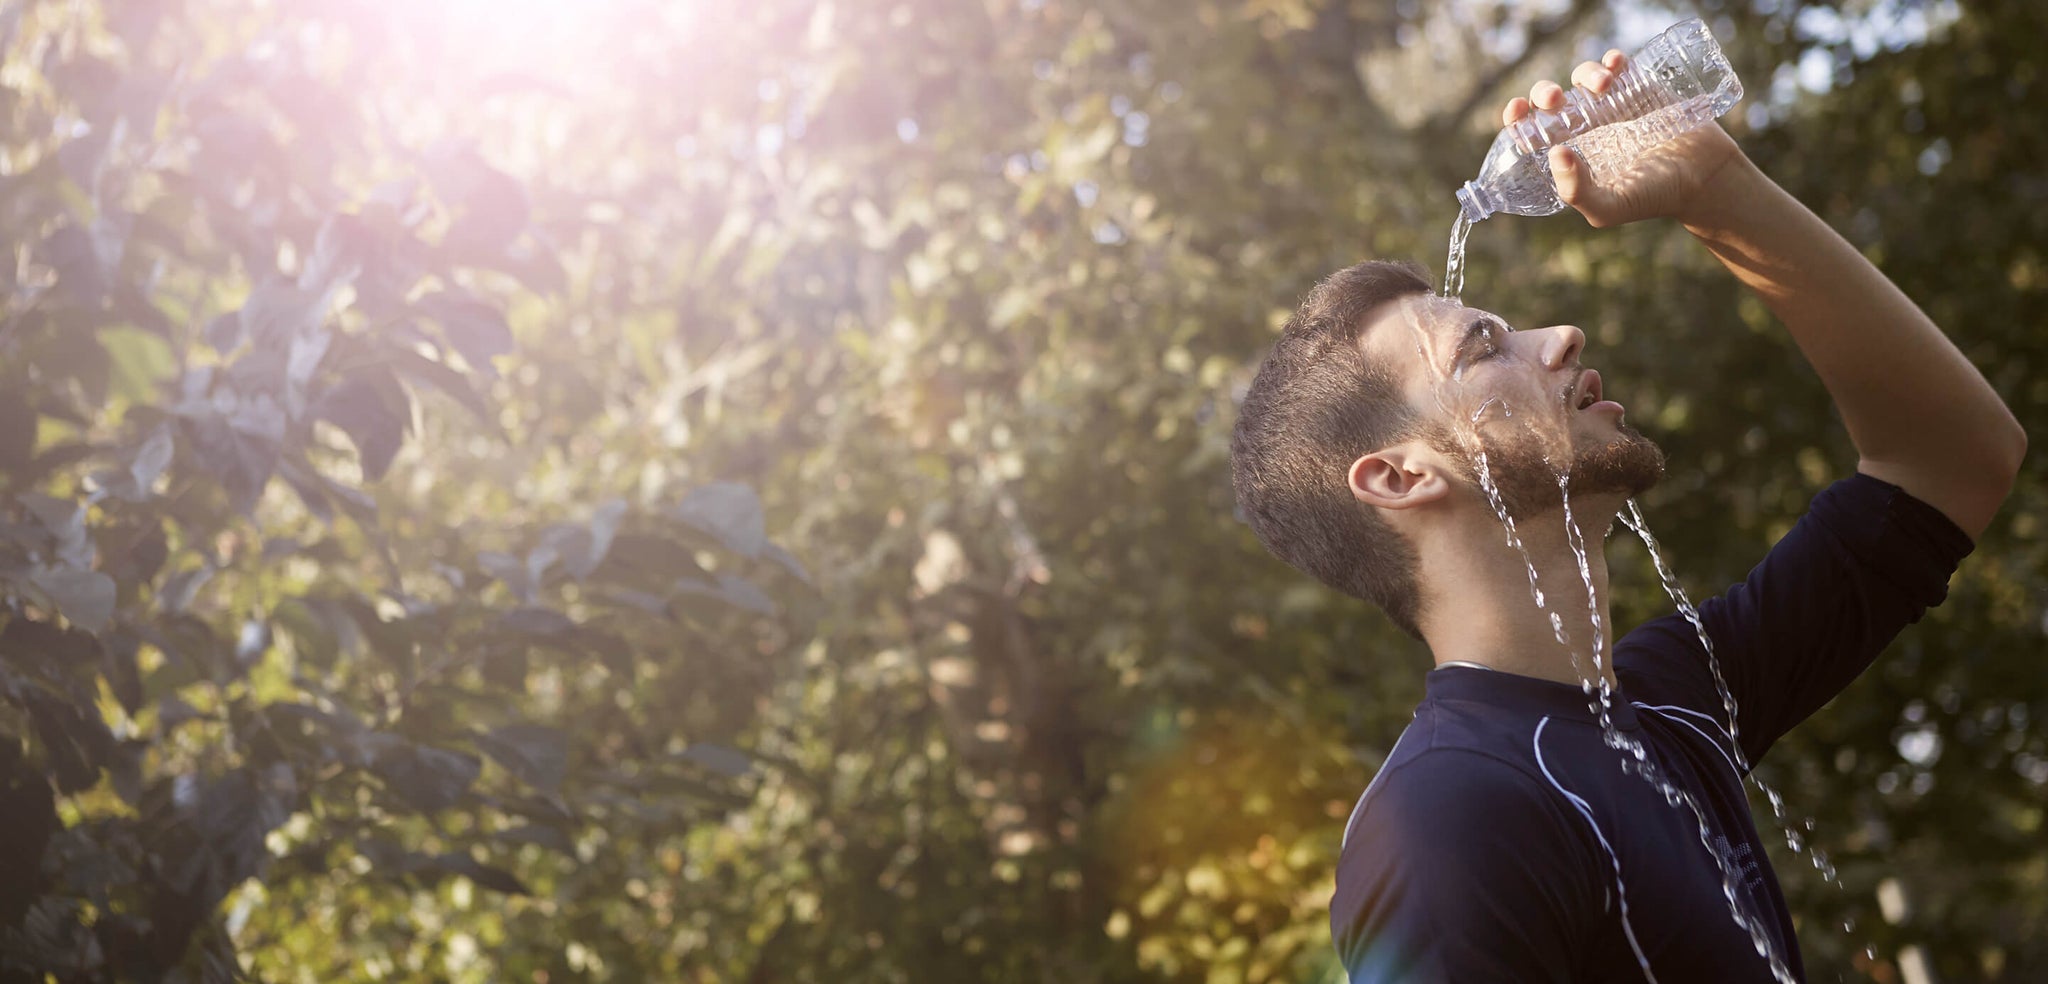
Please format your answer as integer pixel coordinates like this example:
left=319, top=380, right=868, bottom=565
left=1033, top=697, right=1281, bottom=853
left=1454, top=18, right=1744, bottom=222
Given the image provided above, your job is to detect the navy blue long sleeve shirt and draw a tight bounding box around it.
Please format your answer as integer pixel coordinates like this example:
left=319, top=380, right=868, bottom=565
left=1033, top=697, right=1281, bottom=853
left=1331, top=474, right=1975, bottom=982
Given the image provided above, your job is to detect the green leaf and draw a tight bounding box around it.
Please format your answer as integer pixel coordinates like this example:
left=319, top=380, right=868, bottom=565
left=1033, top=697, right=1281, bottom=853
left=155, top=695, right=206, bottom=732
left=315, top=367, right=411, bottom=481
left=193, top=767, right=292, bottom=888
left=184, top=416, right=279, bottom=516
left=285, top=327, right=333, bottom=392
left=101, top=630, right=144, bottom=715
left=128, top=424, right=174, bottom=493
left=275, top=457, right=335, bottom=523
left=425, top=148, right=530, bottom=257
left=763, top=543, right=812, bottom=585
left=0, top=618, right=102, bottom=685
left=365, top=737, right=482, bottom=814
left=417, top=292, right=514, bottom=377
left=142, top=614, right=233, bottom=685
left=263, top=701, right=367, bottom=756
left=44, top=224, right=111, bottom=308
left=29, top=568, right=115, bottom=633
left=477, top=551, right=533, bottom=601
left=672, top=572, right=778, bottom=616
left=0, top=741, right=59, bottom=924
left=591, top=532, right=711, bottom=583
left=18, top=494, right=93, bottom=570
left=574, top=498, right=628, bottom=579
left=26, top=695, right=114, bottom=793
left=477, top=723, right=569, bottom=793
left=680, top=743, right=753, bottom=777
left=671, top=482, right=767, bottom=558
left=299, top=213, right=370, bottom=295
left=382, top=342, right=499, bottom=427
left=238, top=277, right=324, bottom=345
left=156, top=565, right=213, bottom=614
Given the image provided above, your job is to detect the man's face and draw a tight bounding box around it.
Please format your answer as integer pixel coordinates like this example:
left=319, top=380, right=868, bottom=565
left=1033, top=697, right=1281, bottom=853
left=1363, top=293, right=1665, bottom=520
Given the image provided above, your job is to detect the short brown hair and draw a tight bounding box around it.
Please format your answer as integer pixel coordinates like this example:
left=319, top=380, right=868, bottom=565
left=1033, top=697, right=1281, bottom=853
left=1231, top=260, right=1434, bottom=639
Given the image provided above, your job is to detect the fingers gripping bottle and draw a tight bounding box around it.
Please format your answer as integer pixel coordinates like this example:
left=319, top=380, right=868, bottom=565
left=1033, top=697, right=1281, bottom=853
left=1455, top=18, right=1744, bottom=222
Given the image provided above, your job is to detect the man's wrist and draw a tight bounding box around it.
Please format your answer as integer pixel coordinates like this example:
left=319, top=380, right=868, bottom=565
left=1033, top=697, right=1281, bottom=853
left=1678, top=150, right=1768, bottom=239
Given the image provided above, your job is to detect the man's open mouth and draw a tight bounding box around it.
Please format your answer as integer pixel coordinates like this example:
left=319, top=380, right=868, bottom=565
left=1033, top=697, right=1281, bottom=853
left=1572, top=369, right=1603, bottom=410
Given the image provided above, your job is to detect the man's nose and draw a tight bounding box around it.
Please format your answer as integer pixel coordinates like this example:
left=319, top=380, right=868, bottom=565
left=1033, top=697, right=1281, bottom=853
left=1538, top=325, right=1586, bottom=369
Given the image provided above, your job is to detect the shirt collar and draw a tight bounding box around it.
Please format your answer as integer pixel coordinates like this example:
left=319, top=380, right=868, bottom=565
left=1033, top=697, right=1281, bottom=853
left=1425, top=663, right=1641, bottom=730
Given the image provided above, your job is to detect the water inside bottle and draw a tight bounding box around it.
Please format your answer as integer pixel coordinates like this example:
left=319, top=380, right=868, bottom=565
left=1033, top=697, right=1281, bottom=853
left=1565, top=94, right=1719, bottom=184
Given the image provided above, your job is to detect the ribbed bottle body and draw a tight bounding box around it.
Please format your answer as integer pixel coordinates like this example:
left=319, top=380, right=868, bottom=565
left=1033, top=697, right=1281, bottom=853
left=1456, top=18, right=1743, bottom=222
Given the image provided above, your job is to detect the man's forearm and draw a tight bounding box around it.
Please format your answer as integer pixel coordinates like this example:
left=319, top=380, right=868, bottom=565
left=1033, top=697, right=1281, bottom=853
left=1677, top=154, right=2026, bottom=535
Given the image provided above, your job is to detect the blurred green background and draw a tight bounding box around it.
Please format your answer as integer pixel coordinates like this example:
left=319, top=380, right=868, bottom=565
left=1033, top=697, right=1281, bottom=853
left=0, top=0, right=2040, bottom=980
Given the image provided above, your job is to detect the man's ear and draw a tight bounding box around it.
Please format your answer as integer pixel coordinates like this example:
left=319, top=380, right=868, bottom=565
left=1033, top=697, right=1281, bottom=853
left=1349, top=441, right=1452, bottom=510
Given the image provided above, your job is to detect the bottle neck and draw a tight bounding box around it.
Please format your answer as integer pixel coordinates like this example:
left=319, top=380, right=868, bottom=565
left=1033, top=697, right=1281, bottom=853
left=1455, top=182, right=1494, bottom=222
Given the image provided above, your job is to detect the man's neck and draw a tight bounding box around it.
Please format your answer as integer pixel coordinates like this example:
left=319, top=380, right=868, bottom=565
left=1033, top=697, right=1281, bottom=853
left=1418, top=497, right=1623, bottom=690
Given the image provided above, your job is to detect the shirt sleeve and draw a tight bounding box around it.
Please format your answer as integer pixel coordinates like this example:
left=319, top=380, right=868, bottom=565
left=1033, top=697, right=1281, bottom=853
left=1617, top=473, right=1975, bottom=766
left=1331, top=749, right=1603, bottom=983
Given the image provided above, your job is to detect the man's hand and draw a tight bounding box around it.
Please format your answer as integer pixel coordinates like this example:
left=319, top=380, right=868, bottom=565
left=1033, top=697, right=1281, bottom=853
left=1502, top=50, right=1746, bottom=229
left=1505, top=51, right=2024, bottom=537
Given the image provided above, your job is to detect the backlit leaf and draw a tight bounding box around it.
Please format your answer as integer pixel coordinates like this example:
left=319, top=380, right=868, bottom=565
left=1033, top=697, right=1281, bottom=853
left=29, top=568, right=115, bottom=633
left=671, top=482, right=767, bottom=558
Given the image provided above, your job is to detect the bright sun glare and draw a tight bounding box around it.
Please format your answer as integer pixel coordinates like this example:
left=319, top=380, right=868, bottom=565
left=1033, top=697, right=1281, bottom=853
left=389, top=0, right=642, bottom=77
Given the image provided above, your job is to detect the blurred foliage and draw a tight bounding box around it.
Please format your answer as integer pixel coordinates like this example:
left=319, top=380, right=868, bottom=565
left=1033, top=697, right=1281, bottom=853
left=0, top=0, right=2040, bottom=981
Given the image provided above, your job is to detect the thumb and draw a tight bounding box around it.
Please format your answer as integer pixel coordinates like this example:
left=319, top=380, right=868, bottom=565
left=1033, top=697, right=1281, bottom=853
left=1549, top=145, right=1602, bottom=212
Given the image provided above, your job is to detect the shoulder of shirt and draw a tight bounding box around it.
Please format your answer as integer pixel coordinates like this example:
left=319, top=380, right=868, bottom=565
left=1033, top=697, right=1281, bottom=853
left=1350, top=744, right=1560, bottom=835
left=1341, top=744, right=1609, bottom=892
left=1818, top=472, right=1973, bottom=548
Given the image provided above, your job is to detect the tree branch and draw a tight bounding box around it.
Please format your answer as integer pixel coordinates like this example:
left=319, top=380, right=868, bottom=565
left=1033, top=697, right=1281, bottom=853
left=1425, top=0, right=1606, bottom=138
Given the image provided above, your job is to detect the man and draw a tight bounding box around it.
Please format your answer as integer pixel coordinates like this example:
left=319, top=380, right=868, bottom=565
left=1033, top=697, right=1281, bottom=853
left=1229, top=50, right=2027, bottom=982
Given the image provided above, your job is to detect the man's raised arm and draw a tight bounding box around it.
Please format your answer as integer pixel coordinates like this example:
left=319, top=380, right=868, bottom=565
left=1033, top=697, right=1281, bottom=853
left=1675, top=151, right=2025, bottom=538
left=1529, top=51, right=2028, bottom=538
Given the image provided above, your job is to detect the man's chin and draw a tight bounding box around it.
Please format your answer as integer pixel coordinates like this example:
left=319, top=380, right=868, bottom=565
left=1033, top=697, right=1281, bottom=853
left=1573, top=425, right=1667, bottom=499
left=1473, top=426, right=1666, bottom=521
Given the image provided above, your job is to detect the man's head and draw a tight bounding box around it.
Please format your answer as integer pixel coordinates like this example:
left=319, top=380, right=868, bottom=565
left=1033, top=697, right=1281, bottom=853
left=1231, top=260, right=1664, bottom=639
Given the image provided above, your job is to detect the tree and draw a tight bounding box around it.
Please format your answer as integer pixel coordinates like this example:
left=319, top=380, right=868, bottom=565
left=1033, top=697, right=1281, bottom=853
left=1, top=0, right=2041, bottom=980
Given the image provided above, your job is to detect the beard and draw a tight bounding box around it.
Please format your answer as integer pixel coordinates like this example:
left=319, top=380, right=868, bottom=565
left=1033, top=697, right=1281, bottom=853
left=1433, top=417, right=1666, bottom=522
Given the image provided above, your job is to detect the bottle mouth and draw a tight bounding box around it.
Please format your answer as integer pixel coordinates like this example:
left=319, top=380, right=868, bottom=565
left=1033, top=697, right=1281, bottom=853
left=1455, top=183, right=1493, bottom=222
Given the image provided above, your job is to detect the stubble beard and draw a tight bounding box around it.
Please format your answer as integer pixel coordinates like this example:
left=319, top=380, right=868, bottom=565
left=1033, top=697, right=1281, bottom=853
left=1437, top=418, right=1667, bottom=523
